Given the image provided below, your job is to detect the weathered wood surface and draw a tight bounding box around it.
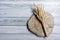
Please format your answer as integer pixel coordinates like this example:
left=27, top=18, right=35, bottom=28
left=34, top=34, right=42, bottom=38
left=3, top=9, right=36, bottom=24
left=0, top=1, right=60, bottom=40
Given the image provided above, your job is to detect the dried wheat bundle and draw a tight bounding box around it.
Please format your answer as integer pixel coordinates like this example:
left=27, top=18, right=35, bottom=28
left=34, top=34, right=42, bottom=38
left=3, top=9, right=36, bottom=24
left=27, top=4, right=54, bottom=37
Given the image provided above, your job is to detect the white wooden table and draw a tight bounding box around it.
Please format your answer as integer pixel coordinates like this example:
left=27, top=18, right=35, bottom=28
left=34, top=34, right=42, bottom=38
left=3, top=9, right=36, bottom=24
left=0, top=1, right=60, bottom=40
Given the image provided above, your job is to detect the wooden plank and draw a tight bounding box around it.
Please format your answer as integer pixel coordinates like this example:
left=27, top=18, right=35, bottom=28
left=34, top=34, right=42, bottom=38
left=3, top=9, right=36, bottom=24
left=0, top=17, right=28, bottom=26
left=0, top=33, right=60, bottom=40
left=0, top=17, right=59, bottom=26
left=0, top=6, right=32, bottom=17
left=0, top=26, right=60, bottom=33
left=0, top=26, right=30, bottom=33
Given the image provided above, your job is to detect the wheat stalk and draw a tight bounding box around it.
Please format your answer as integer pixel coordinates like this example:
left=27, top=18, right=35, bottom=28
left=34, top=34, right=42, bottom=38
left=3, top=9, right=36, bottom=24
left=33, top=4, right=47, bottom=37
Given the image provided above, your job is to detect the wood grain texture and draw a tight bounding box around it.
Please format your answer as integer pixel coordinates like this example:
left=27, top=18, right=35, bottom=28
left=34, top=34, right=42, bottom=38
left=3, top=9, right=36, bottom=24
left=0, top=1, right=60, bottom=40
left=0, top=26, right=59, bottom=33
